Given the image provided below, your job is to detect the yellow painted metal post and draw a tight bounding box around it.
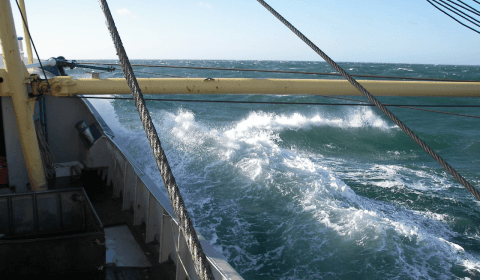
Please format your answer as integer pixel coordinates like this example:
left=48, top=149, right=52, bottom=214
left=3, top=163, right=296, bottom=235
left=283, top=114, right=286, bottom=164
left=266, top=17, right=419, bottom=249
left=38, top=76, right=480, bottom=97
left=0, top=0, right=46, bottom=190
left=18, top=0, right=34, bottom=64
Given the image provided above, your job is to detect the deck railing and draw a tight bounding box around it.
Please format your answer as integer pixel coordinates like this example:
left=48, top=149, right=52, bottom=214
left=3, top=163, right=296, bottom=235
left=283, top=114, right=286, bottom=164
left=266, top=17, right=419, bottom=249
left=100, top=135, right=243, bottom=280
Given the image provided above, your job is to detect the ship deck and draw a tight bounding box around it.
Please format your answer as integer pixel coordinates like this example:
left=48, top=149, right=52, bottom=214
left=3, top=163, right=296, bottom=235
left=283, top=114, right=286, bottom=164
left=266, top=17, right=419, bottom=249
left=45, top=169, right=177, bottom=280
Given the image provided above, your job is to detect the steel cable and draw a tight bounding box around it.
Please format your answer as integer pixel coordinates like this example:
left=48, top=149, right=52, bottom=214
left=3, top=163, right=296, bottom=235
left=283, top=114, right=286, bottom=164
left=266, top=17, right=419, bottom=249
left=427, top=0, right=480, bottom=34
left=439, top=0, right=480, bottom=23
left=97, top=0, right=214, bottom=279
left=316, top=95, right=480, bottom=119
left=134, top=70, right=185, bottom=78
left=256, top=0, right=480, bottom=201
left=34, top=120, right=55, bottom=179
left=15, top=0, right=50, bottom=141
left=14, top=0, right=51, bottom=90
left=80, top=62, right=480, bottom=82
left=459, top=0, right=480, bottom=12
left=70, top=95, right=480, bottom=119
left=432, top=0, right=480, bottom=28
left=448, top=0, right=480, bottom=17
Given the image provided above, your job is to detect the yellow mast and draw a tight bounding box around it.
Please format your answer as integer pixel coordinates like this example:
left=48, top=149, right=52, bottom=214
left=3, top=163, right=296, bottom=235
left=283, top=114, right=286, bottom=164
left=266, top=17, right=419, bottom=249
left=0, top=0, right=46, bottom=191
left=18, top=0, right=34, bottom=65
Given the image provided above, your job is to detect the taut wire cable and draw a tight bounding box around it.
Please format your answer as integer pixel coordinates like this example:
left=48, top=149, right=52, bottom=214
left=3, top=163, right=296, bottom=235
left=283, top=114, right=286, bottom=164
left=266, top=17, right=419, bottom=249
left=34, top=120, right=55, bottom=179
left=80, top=62, right=480, bottom=82
left=256, top=0, right=480, bottom=201
left=97, top=0, right=214, bottom=278
left=15, top=0, right=51, bottom=141
left=426, top=0, right=480, bottom=34
left=447, top=0, right=480, bottom=16
left=69, top=95, right=480, bottom=119
left=432, top=0, right=480, bottom=28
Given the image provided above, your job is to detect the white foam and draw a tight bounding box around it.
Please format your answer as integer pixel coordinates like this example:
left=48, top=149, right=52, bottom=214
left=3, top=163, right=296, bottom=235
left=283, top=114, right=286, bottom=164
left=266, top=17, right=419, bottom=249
left=223, top=109, right=394, bottom=137
left=280, top=150, right=480, bottom=278
left=87, top=99, right=480, bottom=279
left=235, top=158, right=264, bottom=180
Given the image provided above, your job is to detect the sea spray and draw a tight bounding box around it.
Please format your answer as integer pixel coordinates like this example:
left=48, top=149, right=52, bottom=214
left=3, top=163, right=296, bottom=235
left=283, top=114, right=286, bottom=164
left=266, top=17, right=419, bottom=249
left=71, top=60, right=480, bottom=279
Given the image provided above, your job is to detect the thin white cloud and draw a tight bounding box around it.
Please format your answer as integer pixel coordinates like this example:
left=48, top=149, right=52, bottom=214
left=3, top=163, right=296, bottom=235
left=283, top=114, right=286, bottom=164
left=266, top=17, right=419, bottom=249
left=117, top=8, right=137, bottom=18
left=198, top=2, right=212, bottom=9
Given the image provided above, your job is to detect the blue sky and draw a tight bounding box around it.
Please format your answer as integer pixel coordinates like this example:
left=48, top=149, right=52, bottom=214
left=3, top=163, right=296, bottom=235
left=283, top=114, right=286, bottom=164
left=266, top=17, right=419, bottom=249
left=9, top=0, right=480, bottom=65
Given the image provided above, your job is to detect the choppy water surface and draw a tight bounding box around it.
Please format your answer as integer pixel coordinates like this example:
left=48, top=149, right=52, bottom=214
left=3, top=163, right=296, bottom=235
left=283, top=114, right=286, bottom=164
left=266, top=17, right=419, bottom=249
left=70, top=60, right=480, bottom=279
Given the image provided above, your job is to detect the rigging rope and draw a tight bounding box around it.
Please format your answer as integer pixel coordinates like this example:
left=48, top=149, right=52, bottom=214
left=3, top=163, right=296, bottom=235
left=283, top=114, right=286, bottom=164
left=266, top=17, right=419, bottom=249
left=70, top=95, right=480, bottom=119
left=34, top=120, right=55, bottom=179
left=439, top=0, right=480, bottom=23
left=315, top=95, right=480, bottom=119
left=134, top=70, right=185, bottom=78
left=14, top=0, right=51, bottom=89
left=447, top=0, right=480, bottom=16
left=81, top=62, right=480, bottom=82
left=15, top=0, right=50, bottom=142
left=432, top=0, right=480, bottom=28
left=97, top=0, right=213, bottom=279
left=256, top=0, right=480, bottom=201
left=427, top=0, right=480, bottom=34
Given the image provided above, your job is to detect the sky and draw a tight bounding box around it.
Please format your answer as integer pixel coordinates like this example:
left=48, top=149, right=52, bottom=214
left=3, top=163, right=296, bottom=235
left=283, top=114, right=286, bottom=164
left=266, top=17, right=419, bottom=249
left=6, top=0, right=480, bottom=65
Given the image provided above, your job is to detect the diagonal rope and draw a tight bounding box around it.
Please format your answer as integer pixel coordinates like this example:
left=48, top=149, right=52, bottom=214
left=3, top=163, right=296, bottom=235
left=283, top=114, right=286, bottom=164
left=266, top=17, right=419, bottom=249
left=256, top=0, right=480, bottom=201
left=432, top=0, right=480, bottom=27
left=97, top=0, right=213, bottom=279
left=447, top=0, right=480, bottom=16
left=438, top=0, right=480, bottom=23
left=15, top=0, right=51, bottom=141
left=14, top=0, right=51, bottom=89
left=427, top=0, right=480, bottom=34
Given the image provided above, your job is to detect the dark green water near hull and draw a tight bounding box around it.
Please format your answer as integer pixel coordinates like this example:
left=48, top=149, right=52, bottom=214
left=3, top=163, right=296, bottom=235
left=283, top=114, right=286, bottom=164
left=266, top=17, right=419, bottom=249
left=70, top=60, right=480, bottom=279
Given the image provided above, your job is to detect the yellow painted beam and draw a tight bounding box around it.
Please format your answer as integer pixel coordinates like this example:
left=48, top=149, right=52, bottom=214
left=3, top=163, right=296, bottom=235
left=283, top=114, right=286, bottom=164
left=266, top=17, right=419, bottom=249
left=37, top=76, right=480, bottom=97
left=0, top=69, right=10, bottom=96
left=18, top=0, right=34, bottom=65
left=0, top=0, right=46, bottom=191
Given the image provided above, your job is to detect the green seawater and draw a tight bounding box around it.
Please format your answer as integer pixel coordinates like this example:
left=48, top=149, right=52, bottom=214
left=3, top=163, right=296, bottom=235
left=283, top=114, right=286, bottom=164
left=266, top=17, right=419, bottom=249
left=70, top=60, right=480, bottom=279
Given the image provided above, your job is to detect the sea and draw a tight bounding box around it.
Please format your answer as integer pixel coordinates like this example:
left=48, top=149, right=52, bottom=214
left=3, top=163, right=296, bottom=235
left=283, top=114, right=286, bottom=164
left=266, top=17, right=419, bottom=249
left=69, top=60, right=480, bottom=280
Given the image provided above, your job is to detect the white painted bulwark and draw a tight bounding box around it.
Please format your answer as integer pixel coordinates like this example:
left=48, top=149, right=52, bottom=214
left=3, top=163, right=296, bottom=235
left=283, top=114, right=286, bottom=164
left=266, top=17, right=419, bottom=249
left=81, top=98, right=244, bottom=279
left=54, top=161, right=84, bottom=177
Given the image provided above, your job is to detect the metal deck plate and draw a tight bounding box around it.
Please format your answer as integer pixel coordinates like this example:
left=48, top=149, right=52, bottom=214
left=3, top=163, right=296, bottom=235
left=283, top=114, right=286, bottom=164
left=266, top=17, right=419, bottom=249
left=105, top=225, right=152, bottom=267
